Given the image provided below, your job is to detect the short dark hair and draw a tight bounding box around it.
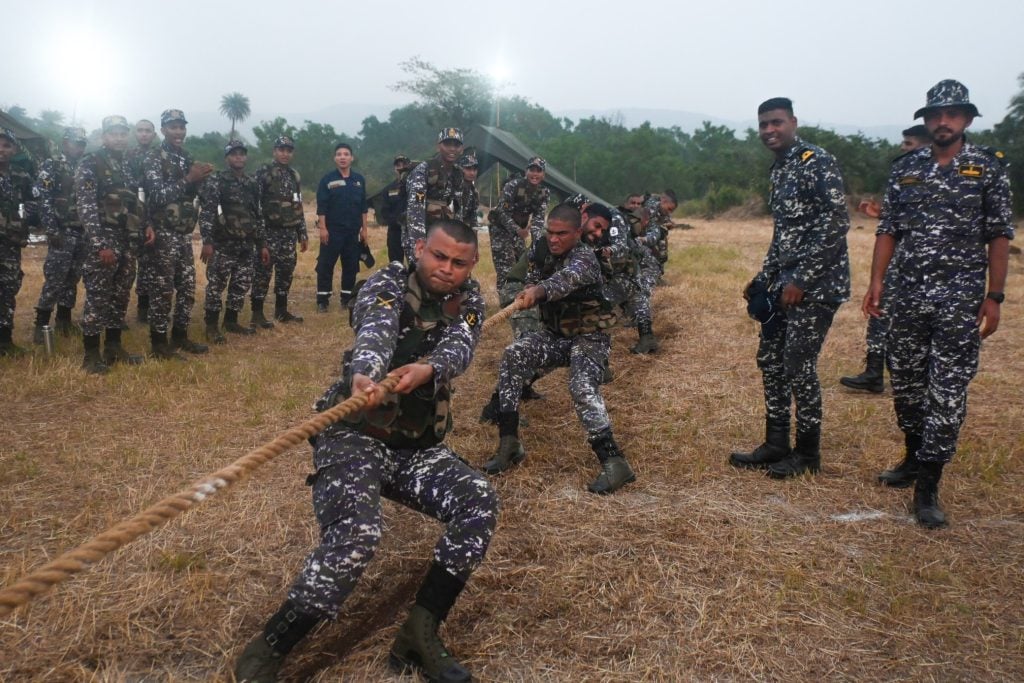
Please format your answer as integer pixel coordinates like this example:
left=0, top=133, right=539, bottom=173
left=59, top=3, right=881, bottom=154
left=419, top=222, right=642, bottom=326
left=334, top=142, right=353, bottom=153
left=583, top=202, right=613, bottom=223
left=548, top=203, right=582, bottom=228
left=426, top=219, right=478, bottom=247
left=902, top=124, right=932, bottom=141
left=758, top=97, right=794, bottom=116
left=662, top=189, right=678, bottom=205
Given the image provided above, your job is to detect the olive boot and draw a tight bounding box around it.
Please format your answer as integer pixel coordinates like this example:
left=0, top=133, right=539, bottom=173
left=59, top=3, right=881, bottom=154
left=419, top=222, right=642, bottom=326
left=729, top=419, right=790, bottom=469
left=587, top=430, right=636, bottom=494
left=878, top=432, right=922, bottom=488
left=839, top=352, right=885, bottom=393
left=630, top=321, right=659, bottom=354
left=234, top=600, right=320, bottom=683
left=251, top=298, right=275, bottom=330
left=481, top=412, right=526, bottom=475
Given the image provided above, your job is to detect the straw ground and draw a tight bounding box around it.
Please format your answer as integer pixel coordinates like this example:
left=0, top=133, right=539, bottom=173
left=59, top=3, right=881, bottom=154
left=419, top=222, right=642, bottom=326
left=1, top=213, right=1022, bottom=681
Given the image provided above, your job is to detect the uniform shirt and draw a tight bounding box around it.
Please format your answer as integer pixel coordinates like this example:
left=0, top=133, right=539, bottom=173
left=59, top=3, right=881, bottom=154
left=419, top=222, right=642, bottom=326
left=457, top=180, right=479, bottom=227
left=75, top=147, right=142, bottom=252
left=877, top=141, right=1014, bottom=303
left=316, top=168, right=367, bottom=232
left=493, top=176, right=549, bottom=242
left=527, top=240, right=603, bottom=302
left=404, top=156, right=462, bottom=256
left=126, top=144, right=157, bottom=184
left=0, top=165, right=35, bottom=246
left=256, top=161, right=307, bottom=241
left=379, top=176, right=406, bottom=227
left=34, top=154, right=81, bottom=235
left=640, top=195, right=672, bottom=249
left=143, top=141, right=201, bottom=229
left=198, top=169, right=267, bottom=247
left=756, top=138, right=851, bottom=303
left=348, top=261, right=484, bottom=387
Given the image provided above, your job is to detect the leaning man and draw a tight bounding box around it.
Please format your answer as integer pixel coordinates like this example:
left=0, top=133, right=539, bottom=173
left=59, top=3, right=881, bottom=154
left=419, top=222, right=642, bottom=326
left=235, top=219, right=497, bottom=683
left=730, top=97, right=851, bottom=478
left=865, top=80, right=1013, bottom=528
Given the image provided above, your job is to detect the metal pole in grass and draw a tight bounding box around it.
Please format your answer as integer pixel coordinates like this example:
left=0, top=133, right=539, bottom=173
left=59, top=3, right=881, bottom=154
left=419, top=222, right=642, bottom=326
left=0, top=300, right=523, bottom=618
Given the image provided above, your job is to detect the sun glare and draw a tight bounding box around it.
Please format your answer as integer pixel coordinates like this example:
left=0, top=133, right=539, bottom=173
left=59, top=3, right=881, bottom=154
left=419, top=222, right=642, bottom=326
left=47, top=28, right=119, bottom=117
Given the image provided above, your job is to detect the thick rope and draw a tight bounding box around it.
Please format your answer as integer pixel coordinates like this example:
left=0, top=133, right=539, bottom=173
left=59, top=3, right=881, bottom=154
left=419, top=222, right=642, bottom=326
left=0, top=298, right=523, bottom=618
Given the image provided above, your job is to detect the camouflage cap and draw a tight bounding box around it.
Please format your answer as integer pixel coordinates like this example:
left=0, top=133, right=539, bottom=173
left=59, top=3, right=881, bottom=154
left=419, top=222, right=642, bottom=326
left=273, top=135, right=295, bottom=149
left=457, top=150, right=479, bottom=169
left=437, top=127, right=463, bottom=144
left=102, top=115, right=130, bottom=132
left=526, top=156, right=546, bottom=171
left=224, top=139, right=247, bottom=156
left=565, top=193, right=590, bottom=211
left=62, top=127, right=88, bottom=143
left=0, top=128, right=19, bottom=145
left=914, top=79, right=981, bottom=119
left=160, top=109, right=188, bottom=126
left=393, top=154, right=410, bottom=165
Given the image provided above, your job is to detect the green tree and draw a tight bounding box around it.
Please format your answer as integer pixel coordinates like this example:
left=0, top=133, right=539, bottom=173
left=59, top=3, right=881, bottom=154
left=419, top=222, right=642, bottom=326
left=391, top=57, right=494, bottom=131
left=219, top=92, right=251, bottom=138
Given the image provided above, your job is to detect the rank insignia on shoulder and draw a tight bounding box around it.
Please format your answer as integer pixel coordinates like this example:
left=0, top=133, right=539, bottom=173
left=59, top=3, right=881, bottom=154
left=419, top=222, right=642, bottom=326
left=465, top=311, right=479, bottom=328
left=898, top=176, right=922, bottom=186
left=801, top=150, right=815, bottom=163
left=375, top=295, right=395, bottom=309
left=609, top=226, right=619, bottom=237
left=415, top=191, right=425, bottom=203
left=958, top=164, right=984, bottom=178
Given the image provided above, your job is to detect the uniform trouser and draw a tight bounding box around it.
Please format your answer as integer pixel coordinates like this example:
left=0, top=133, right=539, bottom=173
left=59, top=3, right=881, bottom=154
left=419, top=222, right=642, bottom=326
left=316, top=229, right=360, bottom=301
left=204, top=240, right=255, bottom=314
left=0, top=240, right=23, bottom=329
left=757, top=301, right=838, bottom=434
left=287, top=428, right=498, bottom=620
left=81, top=242, right=136, bottom=337
left=637, top=244, right=660, bottom=294
left=387, top=223, right=405, bottom=264
left=36, top=229, right=86, bottom=312
left=141, top=230, right=196, bottom=334
left=614, top=275, right=651, bottom=328
left=865, top=261, right=900, bottom=356
left=488, top=224, right=526, bottom=291
left=252, top=226, right=298, bottom=301
left=888, top=292, right=980, bottom=464
left=497, top=329, right=612, bottom=438
left=135, top=238, right=151, bottom=300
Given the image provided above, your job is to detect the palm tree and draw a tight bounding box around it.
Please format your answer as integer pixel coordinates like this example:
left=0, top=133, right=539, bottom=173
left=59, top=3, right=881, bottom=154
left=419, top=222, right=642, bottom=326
left=219, top=92, right=251, bottom=138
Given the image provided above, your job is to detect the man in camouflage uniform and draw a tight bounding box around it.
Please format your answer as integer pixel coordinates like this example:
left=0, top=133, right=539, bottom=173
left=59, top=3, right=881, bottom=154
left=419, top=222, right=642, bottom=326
left=199, top=140, right=270, bottom=343
left=379, top=154, right=412, bottom=263
left=142, top=109, right=212, bottom=359
left=234, top=220, right=496, bottom=683
left=639, top=190, right=678, bottom=281
left=488, top=156, right=549, bottom=292
left=0, top=128, right=36, bottom=356
left=864, top=80, right=1013, bottom=528
left=839, top=124, right=932, bottom=393
left=729, top=97, right=851, bottom=479
left=75, top=116, right=147, bottom=373
left=455, top=148, right=479, bottom=227
left=252, top=135, right=308, bottom=327
left=482, top=203, right=636, bottom=495
left=32, top=127, right=88, bottom=343
left=127, top=119, right=159, bottom=323
left=403, top=128, right=464, bottom=261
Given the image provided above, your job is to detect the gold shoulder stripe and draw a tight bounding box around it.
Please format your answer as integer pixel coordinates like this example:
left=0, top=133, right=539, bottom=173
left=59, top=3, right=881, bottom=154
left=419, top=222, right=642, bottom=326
left=801, top=150, right=815, bottom=163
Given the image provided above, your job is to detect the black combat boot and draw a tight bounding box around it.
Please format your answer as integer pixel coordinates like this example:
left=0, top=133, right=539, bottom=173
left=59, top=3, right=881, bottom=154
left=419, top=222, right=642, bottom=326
left=102, top=328, right=144, bottom=366
left=150, top=328, right=186, bottom=361
left=729, top=419, right=790, bottom=469
left=913, top=461, right=948, bottom=529
left=55, top=305, right=79, bottom=336
left=839, top=352, right=885, bottom=393
left=234, top=599, right=321, bottom=683
left=170, top=326, right=209, bottom=354
left=878, top=432, right=922, bottom=488
left=0, top=325, right=26, bottom=357
left=520, top=378, right=544, bottom=401
left=478, top=391, right=500, bottom=425
left=600, top=357, right=614, bottom=384
left=251, top=298, right=275, bottom=329
left=224, top=308, right=256, bottom=335
left=205, top=309, right=226, bottom=344
left=316, top=294, right=329, bottom=314
left=136, top=294, right=149, bottom=324
left=80, top=334, right=109, bottom=374
left=630, top=321, right=659, bottom=354
left=33, top=308, right=52, bottom=345
left=588, top=429, right=636, bottom=494
left=274, top=293, right=303, bottom=323
left=482, top=412, right=526, bottom=475
left=390, top=562, right=473, bottom=683
left=767, top=427, right=821, bottom=479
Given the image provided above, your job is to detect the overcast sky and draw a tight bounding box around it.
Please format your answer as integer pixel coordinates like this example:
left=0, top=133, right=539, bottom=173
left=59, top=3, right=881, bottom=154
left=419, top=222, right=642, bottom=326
left=5, top=0, right=1023, bottom=135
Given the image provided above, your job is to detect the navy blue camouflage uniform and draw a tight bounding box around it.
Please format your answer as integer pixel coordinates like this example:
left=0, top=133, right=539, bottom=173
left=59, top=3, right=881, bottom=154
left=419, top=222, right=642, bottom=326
left=288, top=262, right=497, bottom=618
left=752, top=139, right=851, bottom=435
left=253, top=161, right=306, bottom=302
left=0, top=162, right=35, bottom=333
left=35, top=154, right=87, bottom=314
left=877, top=142, right=1014, bottom=463
left=641, top=194, right=673, bottom=272
left=489, top=176, right=549, bottom=292
left=403, top=156, right=463, bottom=260
left=199, top=169, right=266, bottom=315
left=379, top=175, right=408, bottom=263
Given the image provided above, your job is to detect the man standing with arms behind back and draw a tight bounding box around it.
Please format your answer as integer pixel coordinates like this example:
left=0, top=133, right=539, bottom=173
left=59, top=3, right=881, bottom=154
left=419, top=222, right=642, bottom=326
left=729, top=97, right=851, bottom=479
left=864, top=80, right=1013, bottom=528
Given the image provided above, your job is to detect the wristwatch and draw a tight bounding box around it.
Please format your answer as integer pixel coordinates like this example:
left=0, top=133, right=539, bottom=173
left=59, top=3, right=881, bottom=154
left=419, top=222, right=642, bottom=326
left=986, top=291, right=1005, bottom=304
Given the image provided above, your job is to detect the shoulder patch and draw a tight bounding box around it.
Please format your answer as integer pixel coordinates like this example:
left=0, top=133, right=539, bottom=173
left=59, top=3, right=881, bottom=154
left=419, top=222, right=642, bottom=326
left=464, top=311, right=479, bottom=328
left=800, top=150, right=815, bottom=163
left=375, top=294, right=395, bottom=309
left=415, top=191, right=426, bottom=203
left=609, top=226, right=619, bottom=237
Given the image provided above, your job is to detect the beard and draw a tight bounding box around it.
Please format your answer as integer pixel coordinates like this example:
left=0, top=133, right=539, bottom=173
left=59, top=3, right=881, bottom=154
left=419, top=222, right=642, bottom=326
left=932, top=128, right=963, bottom=148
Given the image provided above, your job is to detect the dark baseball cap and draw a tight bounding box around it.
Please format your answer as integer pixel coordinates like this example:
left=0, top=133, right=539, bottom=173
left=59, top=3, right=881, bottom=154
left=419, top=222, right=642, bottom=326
left=393, top=154, right=410, bottom=165
left=224, top=139, right=247, bottom=156
left=437, top=127, right=464, bottom=144
left=274, top=135, right=295, bottom=149
left=0, top=128, right=19, bottom=145
left=526, top=156, right=546, bottom=171
left=161, top=109, right=188, bottom=126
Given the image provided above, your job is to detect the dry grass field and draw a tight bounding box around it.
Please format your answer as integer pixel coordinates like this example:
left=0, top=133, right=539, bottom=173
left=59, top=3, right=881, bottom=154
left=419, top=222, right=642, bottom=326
left=2, top=212, right=1023, bottom=682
